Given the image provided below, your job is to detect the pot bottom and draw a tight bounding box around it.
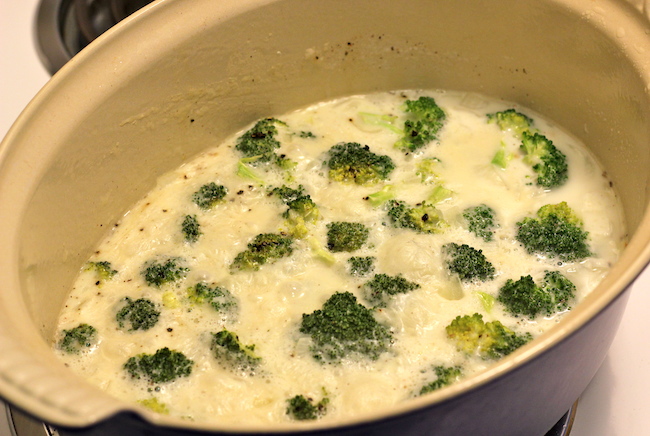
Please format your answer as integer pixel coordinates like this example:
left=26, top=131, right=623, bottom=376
left=5, top=402, right=579, bottom=436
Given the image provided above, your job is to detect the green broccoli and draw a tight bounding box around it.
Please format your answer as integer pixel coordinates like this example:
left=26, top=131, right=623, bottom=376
left=142, top=257, right=188, bottom=288
left=286, top=394, right=329, bottom=421
left=365, top=185, right=396, bottom=207
left=236, top=157, right=266, bottom=184
left=188, top=282, right=238, bottom=314
left=386, top=200, right=446, bottom=234
left=491, top=143, right=513, bottom=169
left=463, top=204, right=497, bottom=242
left=487, top=108, right=534, bottom=139
left=230, top=233, right=294, bottom=272
left=326, top=142, right=395, bottom=185
left=446, top=313, right=532, bottom=360
left=210, top=330, right=261, bottom=373
left=269, top=185, right=320, bottom=237
left=347, top=256, right=376, bottom=277
left=443, top=243, right=496, bottom=283
left=138, top=398, right=170, bottom=415
left=124, top=347, right=193, bottom=384
left=307, top=236, right=337, bottom=265
left=516, top=202, right=590, bottom=262
left=536, top=201, right=583, bottom=225
left=395, top=96, right=446, bottom=152
left=116, top=297, right=160, bottom=332
left=84, top=261, right=117, bottom=285
left=427, top=185, right=453, bottom=204
left=475, top=291, right=496, bottom=313
left=299, top=130, right=317, bottom=138
left=181, top=214, right=201, bottom=243
left=192, top=182, right=228, bottom=210
left=418, top=365, right=463, bottom=396
left=235, top=117, right=292, bottom=168
left=520, top=131, right=568, bottom=188
left=270, top=185, right=319, bottom=221
left=358, top=112, right=402, bottom=134
left=326, top=221, right=370, bottom=252
left=415, top=157, right=443, bottom=184
left=58, top=323, right=97, bottom=354
left=497, top=271, right=576, bottom=318
left=363, top=273, right=421, bottom=307
left=299, top=291, right=393, bottom=363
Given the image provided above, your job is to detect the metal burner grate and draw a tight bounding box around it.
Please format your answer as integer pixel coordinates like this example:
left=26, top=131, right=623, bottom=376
left=6, top=406, right=57, bottom=436
left=35, top=0, right=153, bottom=74
left=6, top=401, right=577, bottom=436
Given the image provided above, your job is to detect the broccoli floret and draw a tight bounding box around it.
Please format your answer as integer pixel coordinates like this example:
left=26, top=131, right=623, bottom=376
left=188, top=282, right=238, bottom=314
left=395, top=96, right=446, bottom=152
left=497, top=271, right=576, bottom=318
left=463, top=204, right=497, bottom=242
left=142, top=257, right=188, bottom=288
left=537, top=201, right=583, bottom=225
left=286, top=394, right=329, bottom=421
left=210, top=330, right=261, bottom=373
left=347, top=256, right=376, bottom=277
left=299, top=291, right=393, bottom=363
left=84, top=261, right=117, bottom=285
left=270, top=185, right=320, bottom=237
left=445, top=313, right=532, bottom=360
left=58, top=323, right=97, bottom=354
left=116, top=297, right=160, bottom=332
left=443, top=243, right=496, bottom=283
left=326, top=142, right=395, bottom=185
left=124, top=347, right=193, bottom=384
left=520, top=131, right=568, bottom=188
left=418, top=365, right=463, bottom=395
left=487, top=109, right=534, bottom=139
left=363, top=273, right=421, bottom=307
left=326, top=221, right=369, bottom=252
left=269, top=184, right=303, bottom=206
left=516, top=202, right=590, bottom=262
left=235, top=117, right=292, bottom=168
left=270, top=185, right=319, bottom=221
left=181, top=214, right=201, bottom=243
left=230, top=233, right=294, bottom=272
left=192, top=182, right=228, bottom=210
left=387, top=200, right=446, bottom=234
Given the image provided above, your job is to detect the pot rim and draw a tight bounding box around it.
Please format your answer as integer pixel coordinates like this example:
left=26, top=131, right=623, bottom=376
left=2, top=0, right=650, bottom=432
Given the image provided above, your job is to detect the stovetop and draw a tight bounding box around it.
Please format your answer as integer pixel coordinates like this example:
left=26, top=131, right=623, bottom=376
left=2, top=1, right=650, bottom=435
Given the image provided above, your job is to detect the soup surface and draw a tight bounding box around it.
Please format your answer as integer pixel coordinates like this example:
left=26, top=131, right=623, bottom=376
left=54, top=90, right=625, bottom=425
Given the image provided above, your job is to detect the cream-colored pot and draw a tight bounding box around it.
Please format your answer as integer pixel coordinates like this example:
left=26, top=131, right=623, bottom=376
left=1, top=0, right=650, bottom=435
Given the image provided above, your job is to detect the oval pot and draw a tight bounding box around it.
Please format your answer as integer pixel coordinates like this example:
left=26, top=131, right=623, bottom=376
left=2, top=0, right=650, bottom=435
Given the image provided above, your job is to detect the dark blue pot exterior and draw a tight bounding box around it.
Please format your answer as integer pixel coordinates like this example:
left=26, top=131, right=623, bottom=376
left=53, top=287, right=631, bottom=436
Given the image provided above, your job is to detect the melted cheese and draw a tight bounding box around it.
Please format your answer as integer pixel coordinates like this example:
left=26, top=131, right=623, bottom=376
left=54, top=90, right=625, bottom=425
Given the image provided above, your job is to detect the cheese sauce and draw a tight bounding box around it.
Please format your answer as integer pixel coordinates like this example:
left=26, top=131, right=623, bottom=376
left=54, top=90, right=625, bottom=425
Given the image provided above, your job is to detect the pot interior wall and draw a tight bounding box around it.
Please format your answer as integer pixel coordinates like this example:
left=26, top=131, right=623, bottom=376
left=9, top=0, right=650, bottom=415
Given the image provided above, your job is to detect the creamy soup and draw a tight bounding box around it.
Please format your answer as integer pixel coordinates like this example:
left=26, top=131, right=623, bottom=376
left=54, top=90, right=625, bottom=425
